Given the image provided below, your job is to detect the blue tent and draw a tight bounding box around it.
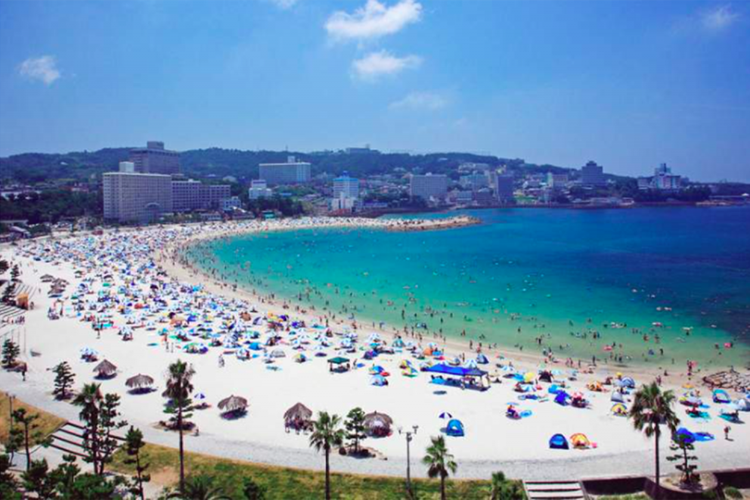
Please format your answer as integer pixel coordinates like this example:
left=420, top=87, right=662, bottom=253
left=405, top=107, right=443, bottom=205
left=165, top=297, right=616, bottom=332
left=445, top=419, right=465, bottom=437
left=675, top=427, right=696, bottom=445
left=425, top=363, right=487, bottom=378
left=370, top=375, right=388, bottom=386
left=476, top=353, right=489, bottom=365
left=549, top=433, right=569, bottom=449
left=555, top=391, right=570, bottom=406
left=713, top=389, right=731, bottom=404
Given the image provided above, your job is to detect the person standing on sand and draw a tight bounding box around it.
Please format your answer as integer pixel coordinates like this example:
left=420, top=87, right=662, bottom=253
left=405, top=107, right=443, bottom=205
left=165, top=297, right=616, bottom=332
left=724, top=426, right=731, bottom=441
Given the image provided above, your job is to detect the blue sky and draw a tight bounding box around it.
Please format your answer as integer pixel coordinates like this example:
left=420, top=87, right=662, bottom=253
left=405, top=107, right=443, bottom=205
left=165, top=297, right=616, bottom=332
left=0, top=0, right=749, bottom=181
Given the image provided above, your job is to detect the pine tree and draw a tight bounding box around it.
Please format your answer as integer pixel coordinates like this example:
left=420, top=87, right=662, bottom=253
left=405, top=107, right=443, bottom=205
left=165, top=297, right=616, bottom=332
left=344, top=407, right=367, bottom=455
left=12, top=408, right=47, bottom=471
left=123, top=426, right=150, bottom=500
left=53, top=361, right=76, bottom=400
left=667, top=433, right=699, bottom=486
left=2, top=339, right=20, bottom=369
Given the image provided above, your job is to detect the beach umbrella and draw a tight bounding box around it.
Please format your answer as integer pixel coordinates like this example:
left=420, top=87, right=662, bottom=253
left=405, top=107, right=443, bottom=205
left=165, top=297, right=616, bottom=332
left=370, top=375, right=388, bottom=386
left=439, top=412, right=453, bottom=420
left=735, top=398, right=750, bottom=411
left=284, top=403, right=313, bottom=423
left=218, top=395, right=248, bottom=413
left=80, top=347, right=98, bottom=356
left=126, top=374, right=154, bottom=389
left=271, top=348, right=286, bottom=358
left=93, top=360, right=117, bottom=378
left=194, top=392, right=207, bottom=401
left=524, top=372, right=536, bottom=383
left=364, top=411, right=393, bottom=433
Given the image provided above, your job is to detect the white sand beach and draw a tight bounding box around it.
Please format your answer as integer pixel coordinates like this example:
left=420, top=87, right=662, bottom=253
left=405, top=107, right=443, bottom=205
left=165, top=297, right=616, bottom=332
left=1, top=218, right=748, bottom=481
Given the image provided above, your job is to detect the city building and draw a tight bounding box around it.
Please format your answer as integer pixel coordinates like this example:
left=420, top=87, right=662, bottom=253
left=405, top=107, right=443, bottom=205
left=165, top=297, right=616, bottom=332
left=460, top=173, right=490, bottom=191
left=258, top=156, right=311, bottom=185
left=546, top=172, right=569, bottom=189
left=119, top=161, right=135, bottom=173
left=580, top=161, right=606, bottom=187
left=172, top=180, right=231, bottom=212
left=494, top=173, right=515, bottom=203
left=333, top=174, right=360, bottom=200
left=639, top=163, right=682, bottom=191
left=329, top=196, right=358, bottom=212
left=410, top=174, right=449, bottom=201
left=221, top=196, right=242, bottom=212
left=129, top=141, right=181, bottom=175
left=103, top=172, right=173, bottom=223
left=248, top=179, right=273, bottom=200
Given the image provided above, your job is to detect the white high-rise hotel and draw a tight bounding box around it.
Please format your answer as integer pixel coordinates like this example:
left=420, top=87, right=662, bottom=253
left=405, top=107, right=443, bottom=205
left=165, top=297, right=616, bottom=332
left=258, top=156, right=311, bottom=185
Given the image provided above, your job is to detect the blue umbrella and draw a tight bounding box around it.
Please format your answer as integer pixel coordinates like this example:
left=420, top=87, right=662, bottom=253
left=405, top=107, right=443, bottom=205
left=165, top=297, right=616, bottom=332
left=439, top=412, right=453, bottom=420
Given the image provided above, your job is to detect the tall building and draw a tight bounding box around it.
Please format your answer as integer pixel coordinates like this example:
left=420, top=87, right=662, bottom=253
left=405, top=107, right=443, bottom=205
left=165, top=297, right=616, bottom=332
left=172, top=180, right=231, bottom=212
left=410, top=174, right=449, bottom=201
left=638, top=163, right=682, bottom=191
left=258, top=156, right=311, bottom=185
left=248, top=179, right=273, bottom=200
left=459, top=173, right=490, bottom=191
left=546, top=172, right=569, bottom=189
left=580, top=161, right=605, bottom=187
left=103, top=172, right=173, bottom=223
left=119, top=161, right=135, bottom=173
left=494, top=173, right=515, bottom=203
left=333, top=174, right=360, bottom=199
left=129, top=141, right=181, bottom=176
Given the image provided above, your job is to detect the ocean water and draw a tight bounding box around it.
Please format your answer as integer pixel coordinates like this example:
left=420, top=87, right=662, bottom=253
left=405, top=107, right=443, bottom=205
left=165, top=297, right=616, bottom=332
left=188, top=207, right=750, bottom=370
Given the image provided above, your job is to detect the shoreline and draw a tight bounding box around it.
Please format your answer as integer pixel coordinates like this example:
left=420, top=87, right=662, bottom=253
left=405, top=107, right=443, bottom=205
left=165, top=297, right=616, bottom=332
left=162, top=218, right=734, bottom=382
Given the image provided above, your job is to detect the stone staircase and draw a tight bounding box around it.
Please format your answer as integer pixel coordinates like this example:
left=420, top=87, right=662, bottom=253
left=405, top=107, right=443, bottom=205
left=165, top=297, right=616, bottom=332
left=523, top=480, right=588, bottom=500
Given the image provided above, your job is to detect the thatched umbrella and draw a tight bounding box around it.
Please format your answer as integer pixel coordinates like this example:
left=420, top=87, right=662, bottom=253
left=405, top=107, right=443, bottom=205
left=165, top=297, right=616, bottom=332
left=284, top=403, right=312, bottom=424
left=126, top=374, right=154, bottom=389
left=364, top=411, right=393, bottom=436
left=93, top=360, right=117, bottom=378
left=218, top=395, right=248, bottom=413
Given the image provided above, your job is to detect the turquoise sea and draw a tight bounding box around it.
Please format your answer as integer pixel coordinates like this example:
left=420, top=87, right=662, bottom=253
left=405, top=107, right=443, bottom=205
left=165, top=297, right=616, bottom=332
left=188, top=207, right=750, bottom=370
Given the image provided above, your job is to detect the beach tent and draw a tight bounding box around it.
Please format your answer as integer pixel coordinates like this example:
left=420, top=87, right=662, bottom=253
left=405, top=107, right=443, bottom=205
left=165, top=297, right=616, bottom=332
left=445, top=419, right=465, bottom=437
left=476, top=353, right=489, bottom=365
left=611, top=392, right=626, bottom=403
left=611, top=403, right=628, bottom=416
left=616, top=377, right=635, bottom=389
left=735, top=398, right=750, bottom=411
left=713, top=389, right=731, bottom=404
left=371, top=375, right=388, bottom=386
left=549, top=434, right=569, bottom=450
left=555, top=391, right=570, bottom=406
left=570, top=433, right=591, bottom=449
left=675, top=427, right=696, bottom=445
left=463, top=359, right=478, bottom=370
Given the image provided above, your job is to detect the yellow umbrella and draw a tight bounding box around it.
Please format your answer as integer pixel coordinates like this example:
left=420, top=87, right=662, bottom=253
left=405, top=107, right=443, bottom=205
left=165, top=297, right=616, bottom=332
left=524, top=372, right=536, bottom=383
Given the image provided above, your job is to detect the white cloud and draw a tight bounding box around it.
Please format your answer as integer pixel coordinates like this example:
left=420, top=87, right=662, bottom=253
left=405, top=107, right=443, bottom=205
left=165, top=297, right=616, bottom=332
left=701, top=5, right=739, bottom=31
left=326, top=0, right=422, bottom=42
left=18, top=55, right=61, bottom=86
left=352, top=50, right=422, bottom=81
left=390, top=91, right=447, bottom=110
left=268, top=0, right=298, bottom=9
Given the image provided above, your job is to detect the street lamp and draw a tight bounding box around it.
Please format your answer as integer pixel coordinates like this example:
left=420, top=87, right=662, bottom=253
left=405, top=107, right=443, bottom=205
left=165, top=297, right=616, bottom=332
left=398, top=424, right=419, bottom=495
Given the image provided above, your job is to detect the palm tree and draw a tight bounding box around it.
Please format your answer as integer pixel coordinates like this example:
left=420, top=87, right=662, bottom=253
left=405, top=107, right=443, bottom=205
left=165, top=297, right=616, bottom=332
left=630, top=381, right=679, bottom=499
left=308, top=411, right=345, bottom=500
left=164, top=360, right=196, bottom=494
left=167, top=475, right=230, bottom=500
left=422, top=435, right=457, bottom=500
left=72, top=383, right=104, bottom=474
